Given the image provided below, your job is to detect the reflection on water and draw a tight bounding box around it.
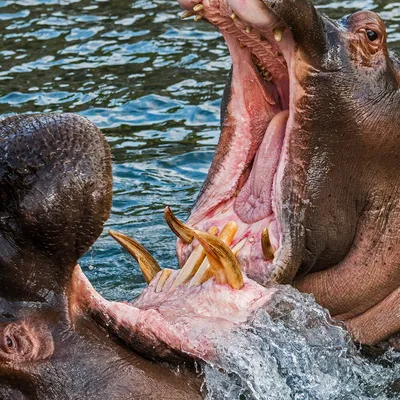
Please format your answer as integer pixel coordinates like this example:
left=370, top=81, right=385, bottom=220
left=0, top=0, right=399, bottom=396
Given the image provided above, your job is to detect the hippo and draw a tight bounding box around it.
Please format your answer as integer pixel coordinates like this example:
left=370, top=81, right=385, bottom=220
left=0, top=114, right=202, bottom=399
left=0, top=0, right=399, bottom=398
left=174, top=0, right=400, bottom=346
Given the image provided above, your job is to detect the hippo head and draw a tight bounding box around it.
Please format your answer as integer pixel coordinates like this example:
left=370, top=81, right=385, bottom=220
left=0, top=115, right=201, bottom=399
left=176, top=0, right=400, bottom=295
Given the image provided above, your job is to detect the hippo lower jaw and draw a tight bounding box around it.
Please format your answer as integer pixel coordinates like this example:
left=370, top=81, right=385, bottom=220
left=73, top=215, right=279, bottom=363
left=73, top=262, right=278, bottom=364
left=176, top=0, right=300, bottom=284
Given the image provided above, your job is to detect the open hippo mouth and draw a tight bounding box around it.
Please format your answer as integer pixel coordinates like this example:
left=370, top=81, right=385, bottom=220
left=176, top=0, right=300, bottom=284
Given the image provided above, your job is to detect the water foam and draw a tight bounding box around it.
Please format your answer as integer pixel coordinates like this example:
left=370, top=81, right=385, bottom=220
left=201, top=286, right=399, bottom=399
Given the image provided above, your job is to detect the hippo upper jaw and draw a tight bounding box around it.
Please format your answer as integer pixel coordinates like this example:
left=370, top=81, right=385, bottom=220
left=175, top=0, right=329, bottom=284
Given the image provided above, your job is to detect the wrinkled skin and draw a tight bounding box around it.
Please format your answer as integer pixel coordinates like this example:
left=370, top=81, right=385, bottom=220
left=0, top=114, right=201, bottom=399
left=176, top=0, right=400, bottom=346
left=1, top=0, right=400, bottom=397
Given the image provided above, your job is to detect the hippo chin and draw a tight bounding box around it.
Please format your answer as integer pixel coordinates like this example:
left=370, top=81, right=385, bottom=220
left=1, top=0, right=400, bottom=398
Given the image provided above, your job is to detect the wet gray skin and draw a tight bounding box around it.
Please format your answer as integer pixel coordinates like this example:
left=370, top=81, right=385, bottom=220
left=0, top=114, right=201, bottom=400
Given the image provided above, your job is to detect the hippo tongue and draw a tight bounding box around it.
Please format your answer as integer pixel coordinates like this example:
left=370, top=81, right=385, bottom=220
left=234, top=110, right=288, bottom=223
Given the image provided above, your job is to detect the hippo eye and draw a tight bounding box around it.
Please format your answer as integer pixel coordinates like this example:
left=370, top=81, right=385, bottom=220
left=366, top=29, right=378, bottom=42
left=5, top=336, right=14, bottom=349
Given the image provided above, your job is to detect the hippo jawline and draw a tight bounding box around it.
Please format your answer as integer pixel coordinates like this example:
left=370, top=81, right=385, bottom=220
left=177, top=0, right=298, bottom=284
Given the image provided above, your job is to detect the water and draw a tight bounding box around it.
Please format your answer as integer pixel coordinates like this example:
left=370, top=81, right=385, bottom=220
left=0, top=0, right=398, bottom=398
left=202, top=286, right=400, bottom=399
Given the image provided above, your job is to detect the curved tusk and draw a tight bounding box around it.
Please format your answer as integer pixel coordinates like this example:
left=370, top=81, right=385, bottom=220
left=194, top=230, right=244, bottom=290
left=261, top=227, right=275, bottom=260
left=164, top=206, right=194, bottom=244
left=109, top=230, right=161, bottom=284
left=163, top=209, right=243, bottom=289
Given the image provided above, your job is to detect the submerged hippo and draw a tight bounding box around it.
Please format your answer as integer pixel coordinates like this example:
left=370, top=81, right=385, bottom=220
left=0, top=0, right=399, bottom=398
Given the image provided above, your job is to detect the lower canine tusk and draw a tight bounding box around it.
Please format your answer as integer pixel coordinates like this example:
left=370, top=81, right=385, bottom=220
left=109, top=230, right=161, bottom=284
left=261, top=227, right=275, bottom=260
left=164, top=206, right=194, bottom=244
left=168, top=226, right=219, bottom=291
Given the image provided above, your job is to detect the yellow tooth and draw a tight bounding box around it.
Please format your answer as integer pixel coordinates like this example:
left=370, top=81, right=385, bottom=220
left=164, top=210, right=243, bottom=289
left=246, top=26, right=252, bottom=34
left=189, top=256, right=211, bottom=287
left=217, top=221, right=238, bottom=245
left=169, top=226, right=218, bottom=291
left=273, top=27, right=283, bottom=42
left=156, top=269, right=173, bottom=293
left=181, top=10, right=195, bottom=19
left=194, top=230, right=244, bottom=289
left=261, top=227, right=275, bottom=260
left=194, top=15, right=203, bottom=22
left=189, top=221, right=237, bottom=287
left=193, top=4, right=204, bottom=12
left=164, top=206, right=194, bottom=244
left=231, top=12, right=237, bottom=20
left=109, top=230, right=161, bottom=284
left=197, top=237, right=246, bottom=285
left=190, top=222, right=237, bottom=286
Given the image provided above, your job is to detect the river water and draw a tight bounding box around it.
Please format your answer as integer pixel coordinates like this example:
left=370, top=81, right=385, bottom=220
left=0, top=0, right=399, bottom=398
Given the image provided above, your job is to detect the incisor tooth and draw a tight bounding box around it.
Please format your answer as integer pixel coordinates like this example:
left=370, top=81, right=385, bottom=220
left=189, top=256, right=210, bottom=287
left=156, top=269, right=173, bottom=293
left=231, top=238, right=247, bottom=255
left=261, top=227, right=275, bottom=260
left=231, top=12, right=237, bottom=20
left=194, top=15, right=203, bottom=22
left=217, top=221, right=238, bottom=245
left=181, top=10, right=195, bottom=19
left=109, top=230, right=161, bottom=284
left=273, top=27, right=283, bottom=42
left=246, top=26, right=252, bottom=34
left=193, top=4, right=204, bottom=12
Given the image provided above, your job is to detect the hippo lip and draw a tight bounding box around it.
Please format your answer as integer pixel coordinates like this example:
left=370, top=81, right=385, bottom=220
left=177, top=0, right=296, bottom=284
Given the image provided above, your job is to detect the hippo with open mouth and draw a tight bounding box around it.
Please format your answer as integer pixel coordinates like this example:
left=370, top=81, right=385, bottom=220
left=0, top=0, right=399, bottom=398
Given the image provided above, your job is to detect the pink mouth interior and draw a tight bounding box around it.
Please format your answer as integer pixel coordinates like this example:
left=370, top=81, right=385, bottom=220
left=73, top=1, right=298, bottom=365
left=177, top=0, right=295, bottom=283
left=75, top=265, right=278, bottom=363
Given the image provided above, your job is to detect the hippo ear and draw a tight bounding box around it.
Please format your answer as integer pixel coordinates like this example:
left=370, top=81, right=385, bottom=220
left=0, top=114, right=112, bottom=302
